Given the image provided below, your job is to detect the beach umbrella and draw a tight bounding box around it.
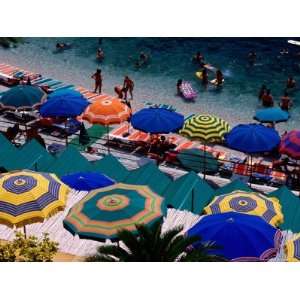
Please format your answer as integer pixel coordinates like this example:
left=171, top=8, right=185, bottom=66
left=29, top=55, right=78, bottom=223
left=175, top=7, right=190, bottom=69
left=203, top=190, right=283, bottom=227
left=177, top=148, right=219, bottom=174
left=131, top=108, right=184, bottom=134
left=279, top=130, right=300, bottom=159
left=187, top=212, right=282, bottom=261
left=0, top=85, right=47, bottom=110
left=180, top=114, right=230, bottom=178
left=225, top=124, right=280, bottom=186
left=83, top=98, right=131, bottom=153
left=63, top=183, right=163, bottom=241
left=225, top=124, right=280, bottom=153
left=39, top=89, right=89, bottom=118
left=0, top=170, right=69, bottom=235
left=39, top=89, right=89, bottom=145
left=285, top=234, right=300, bottom=262
left=254, top=107, right=290, bottom=124
left=61, top=171, right=115, bottom=191
left=180, top=114, right=230, bottom=142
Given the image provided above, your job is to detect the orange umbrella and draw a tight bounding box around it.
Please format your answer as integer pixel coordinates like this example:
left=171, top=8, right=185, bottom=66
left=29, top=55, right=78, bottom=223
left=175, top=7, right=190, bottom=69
left=82, top=98, right=131, bottom=153
left=83, top=98, right=131, bottom=125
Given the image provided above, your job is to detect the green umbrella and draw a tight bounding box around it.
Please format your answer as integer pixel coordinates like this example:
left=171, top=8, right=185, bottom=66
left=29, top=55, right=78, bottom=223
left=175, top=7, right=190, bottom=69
left=63, top=183, right=164, bottom=241
left=177, top=148, right=220, bottom=174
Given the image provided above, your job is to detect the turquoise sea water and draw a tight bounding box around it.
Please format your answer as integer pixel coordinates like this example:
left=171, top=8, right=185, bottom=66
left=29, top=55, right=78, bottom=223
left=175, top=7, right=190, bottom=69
left=1, top=37, right=300, bottom=132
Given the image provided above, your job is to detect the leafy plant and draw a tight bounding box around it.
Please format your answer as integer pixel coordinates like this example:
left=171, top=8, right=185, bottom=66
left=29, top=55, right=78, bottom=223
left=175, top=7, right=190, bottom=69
left=0, top=232, right=59, bottom=262
left=86, top=220, right=226, bottom=262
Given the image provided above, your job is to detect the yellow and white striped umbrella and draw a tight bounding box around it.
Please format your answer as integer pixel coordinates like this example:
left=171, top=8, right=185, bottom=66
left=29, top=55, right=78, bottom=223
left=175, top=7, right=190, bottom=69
left=180, top=114, right=230, bottom=142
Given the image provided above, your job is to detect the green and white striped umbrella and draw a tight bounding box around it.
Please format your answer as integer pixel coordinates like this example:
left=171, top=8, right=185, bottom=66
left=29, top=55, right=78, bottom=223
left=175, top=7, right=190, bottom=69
left=180, top=114, right=230, bottom=142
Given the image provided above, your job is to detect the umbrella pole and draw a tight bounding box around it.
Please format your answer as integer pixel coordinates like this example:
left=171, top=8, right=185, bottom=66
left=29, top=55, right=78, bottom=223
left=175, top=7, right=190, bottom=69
left=65, top=120, right=68, bottom=146
left=107, top=125, right=110, bottom=154
left=203, top=142, right=206, bottom=180
left=23, top=225, right=27, bottom=239
left=249, top=155, right=252, bottom=188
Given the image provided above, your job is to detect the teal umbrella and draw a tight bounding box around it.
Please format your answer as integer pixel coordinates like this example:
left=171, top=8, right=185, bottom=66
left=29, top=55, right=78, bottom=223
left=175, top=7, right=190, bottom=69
left=177, top=148, right=220, bottom=174
left=0, top=85, right=47, bottom=110
left=63, top=183, right=164, bottom=241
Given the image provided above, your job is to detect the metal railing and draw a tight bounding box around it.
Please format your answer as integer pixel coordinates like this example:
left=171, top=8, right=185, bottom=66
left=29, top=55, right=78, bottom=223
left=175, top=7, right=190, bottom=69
left=0, top=116, right=298, bottom=190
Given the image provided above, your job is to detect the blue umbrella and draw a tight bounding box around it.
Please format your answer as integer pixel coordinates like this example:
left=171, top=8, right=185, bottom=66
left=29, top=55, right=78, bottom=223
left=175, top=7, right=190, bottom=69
left=131, top=108, right=184, bottom=133
left=61, top=172, right=115, bottom=191
left=39, top=89, right=89, bottom=117
left=254, top=107, right=290, bottom=123
left=187, top=212, right=282, bottom=261
left=225, top=124, right=280, bottom=153
left=0, top=85, right=46, bottom=110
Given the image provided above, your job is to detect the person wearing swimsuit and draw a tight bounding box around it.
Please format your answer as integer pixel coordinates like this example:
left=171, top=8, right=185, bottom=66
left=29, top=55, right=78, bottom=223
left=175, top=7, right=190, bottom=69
left=91, top=69, right=102, bottom=94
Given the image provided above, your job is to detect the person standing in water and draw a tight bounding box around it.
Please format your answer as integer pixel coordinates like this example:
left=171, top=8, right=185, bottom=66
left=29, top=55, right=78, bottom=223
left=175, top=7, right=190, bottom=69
left=176, top=79, right=183, bottom=95
left=216, top=70, right=224, bottom=86
left=123, top=76, right=134, bottom=100
left=201, top=68, right=209, bottom=86
left=258, top=84, right=267, bottom=101
left=286, top=76, right=296, bottom=89
left=280, top=91, right=293, bottom=111
left=261, top=89, right=274, bottom=107
left=91, top=69, right=102, bottom=94
left=248, top=51, right=257, bottom=65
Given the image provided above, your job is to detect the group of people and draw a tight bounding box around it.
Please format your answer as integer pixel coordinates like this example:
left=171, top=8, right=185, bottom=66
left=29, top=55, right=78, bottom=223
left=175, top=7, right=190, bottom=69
left=91, top=69, right=135, bottom=108
left=258, top=76, right=296, bottom=111
left=146, top=134, right=176, bottom=163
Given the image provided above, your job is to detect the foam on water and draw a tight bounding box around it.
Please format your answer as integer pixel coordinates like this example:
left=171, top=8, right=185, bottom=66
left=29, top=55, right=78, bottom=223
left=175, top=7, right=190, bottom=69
left=1, top=37, right=300, bottom=132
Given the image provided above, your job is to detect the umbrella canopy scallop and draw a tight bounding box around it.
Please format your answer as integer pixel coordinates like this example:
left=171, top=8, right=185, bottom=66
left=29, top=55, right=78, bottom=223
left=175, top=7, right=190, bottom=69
left=203, top=190, right=283, bottom=227
left=285, top=234, right=300, bottom=262
left=279, top=130, right=300, bottom=159
left=0, top=85, right=47, bottom=110
left=187, top=212, right=282, bottom=261
left=83, top=98, right=131, bottom=125
left=0, top=170, right=70, bottom=227
left=180, top=114, right=230, bottom=142
left=63, top=183, right=163, bottom=241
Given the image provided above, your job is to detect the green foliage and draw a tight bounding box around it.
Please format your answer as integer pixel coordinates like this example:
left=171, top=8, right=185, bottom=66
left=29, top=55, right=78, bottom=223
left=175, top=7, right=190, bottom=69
left=0, top=37, right=22, bottom=48
left=86, top=220, right=226, bottom=262
left=0, top=232, right=59, bottom=262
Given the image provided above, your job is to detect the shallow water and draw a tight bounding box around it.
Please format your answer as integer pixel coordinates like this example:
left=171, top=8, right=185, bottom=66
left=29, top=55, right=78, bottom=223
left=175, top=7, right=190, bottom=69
left=1, top=37, right=300, bottom=132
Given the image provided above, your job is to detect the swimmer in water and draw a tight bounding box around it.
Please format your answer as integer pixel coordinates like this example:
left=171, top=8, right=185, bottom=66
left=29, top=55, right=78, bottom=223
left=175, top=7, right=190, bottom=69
left=135, top=52, right=150, bottom=68
left=56, top=42, right=71, bottom=51
left=258, top=84, right=267, bottom=101
left=96, top=48, right=104, bottom=61
left=280, top=91, right=293, bottom=111
left=216, top=70, right=224, bottom=86
left=286, top=76, right=296, bottom=89
left=201, top=68, right=209, bottom=85
left=261, top=89, right=274, bottom=107
left=192, top=51, right=204, bottom=66
left=248, top=51, right=257, bottom=65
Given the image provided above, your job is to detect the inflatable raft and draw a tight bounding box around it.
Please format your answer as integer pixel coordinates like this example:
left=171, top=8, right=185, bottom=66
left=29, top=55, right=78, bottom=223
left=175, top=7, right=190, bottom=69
left=180, top=81, right=197, bottom=100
